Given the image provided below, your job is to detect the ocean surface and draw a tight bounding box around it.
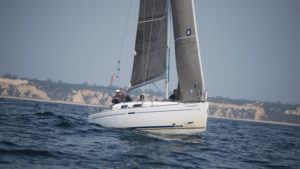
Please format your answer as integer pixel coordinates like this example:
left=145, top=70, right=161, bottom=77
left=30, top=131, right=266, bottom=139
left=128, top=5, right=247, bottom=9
left=0, top=98, right=299, bottom=169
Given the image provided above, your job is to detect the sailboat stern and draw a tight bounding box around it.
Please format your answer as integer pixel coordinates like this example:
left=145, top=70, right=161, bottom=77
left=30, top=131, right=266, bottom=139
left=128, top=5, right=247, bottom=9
left=138, top=102, right=209, bottom=135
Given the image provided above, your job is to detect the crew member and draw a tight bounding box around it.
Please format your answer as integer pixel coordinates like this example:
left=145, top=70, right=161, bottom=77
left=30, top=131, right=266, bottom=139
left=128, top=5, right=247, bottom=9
left=139, top=95, right=144, bottom=101
left=120, top=89, right=132, bottom=102
left=112, top=89, right=121, bottom=104
left=169, top=89, right=177, bottom=101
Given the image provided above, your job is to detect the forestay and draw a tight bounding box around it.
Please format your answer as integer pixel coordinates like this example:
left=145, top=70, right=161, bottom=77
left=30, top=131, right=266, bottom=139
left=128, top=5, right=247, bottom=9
left=130, top=0, right=168, bottom=89
left=171, top=0, right=205, bottom=102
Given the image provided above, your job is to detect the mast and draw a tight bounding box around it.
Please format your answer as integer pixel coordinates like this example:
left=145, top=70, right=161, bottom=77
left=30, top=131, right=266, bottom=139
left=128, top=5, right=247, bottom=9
left=164, top=0, right=171, bottom=100
left=192, top=0, right=205, bottom=101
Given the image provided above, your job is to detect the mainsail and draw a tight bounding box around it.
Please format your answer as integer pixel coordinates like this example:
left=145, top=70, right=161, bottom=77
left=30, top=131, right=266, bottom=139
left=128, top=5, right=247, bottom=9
left=131, top=0, right=205, bottom=102
left=171, top=0, right=205, bottom=102
left=130, top=0, right=168, bottom=89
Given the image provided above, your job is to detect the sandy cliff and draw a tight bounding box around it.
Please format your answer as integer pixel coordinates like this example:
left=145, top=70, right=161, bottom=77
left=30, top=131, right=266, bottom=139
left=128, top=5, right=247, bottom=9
left=209, top=102, right=267, bottom=120
left=1, top=77, right=299, bottom=124
left=0, top=78, right=49, bottom=100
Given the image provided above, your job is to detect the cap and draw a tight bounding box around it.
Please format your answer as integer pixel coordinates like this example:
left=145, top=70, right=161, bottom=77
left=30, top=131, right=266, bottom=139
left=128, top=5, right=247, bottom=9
left=115, top=89, right=120, bottom=92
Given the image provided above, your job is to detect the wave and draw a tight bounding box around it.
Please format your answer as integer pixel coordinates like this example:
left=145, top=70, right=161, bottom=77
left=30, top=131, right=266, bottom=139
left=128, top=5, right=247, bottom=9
left=0, top=141, right=19, bottom=147
left=55, top=121, right=73, bottom=128
left=35, top=111, right=54, bottom=116
left=35, top=112, right=70, bottom=122
left=145, top=133, right=204, bottom=143
left=56, top=115, right=66, bottom=120
left=0, top=148, right=54, bottom=157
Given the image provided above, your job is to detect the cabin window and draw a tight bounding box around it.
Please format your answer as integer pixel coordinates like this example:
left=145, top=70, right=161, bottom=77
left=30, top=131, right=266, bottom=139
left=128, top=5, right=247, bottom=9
left=133, top=104, right=142, bottom=107
left=121, top=105, right=128, bottom=109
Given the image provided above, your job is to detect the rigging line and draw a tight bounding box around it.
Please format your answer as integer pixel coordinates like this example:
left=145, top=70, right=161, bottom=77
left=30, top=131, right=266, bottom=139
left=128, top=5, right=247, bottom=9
left=152, top=82, right=163, bottom=97
left=142, top=0, right=146, bottom=83
left=114, top=0, right=133, bottom=86
left=143, top=0, right=156, bottom=83
left=118, top=0, right=133, bottom=61
left=167, top=0, right=171, bottom=83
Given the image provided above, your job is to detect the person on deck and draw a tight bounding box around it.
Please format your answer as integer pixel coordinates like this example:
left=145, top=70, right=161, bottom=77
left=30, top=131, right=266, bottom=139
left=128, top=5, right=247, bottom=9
left=120, top=89, right=132, bottom=102
left=112, top=89, right=121, bottom=104
left=139, top=95, right=144, bottom=101
left=169, top=89, right=177, bottom=101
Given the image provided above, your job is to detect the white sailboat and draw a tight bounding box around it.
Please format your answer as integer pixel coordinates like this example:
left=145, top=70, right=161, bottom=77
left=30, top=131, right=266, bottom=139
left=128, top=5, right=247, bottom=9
left=88, top=0, right=209, bottom=135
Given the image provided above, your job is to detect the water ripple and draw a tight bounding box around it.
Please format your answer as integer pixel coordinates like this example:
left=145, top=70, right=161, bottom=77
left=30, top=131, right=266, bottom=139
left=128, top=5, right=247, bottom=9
left=0, top=98, right=299, bottom=169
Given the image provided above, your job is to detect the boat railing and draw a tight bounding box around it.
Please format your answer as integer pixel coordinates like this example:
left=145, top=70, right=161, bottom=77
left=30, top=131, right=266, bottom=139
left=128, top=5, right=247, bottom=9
left=88, top=103, right=108, bottom=115
left=88, top=101, right=182, bottom=114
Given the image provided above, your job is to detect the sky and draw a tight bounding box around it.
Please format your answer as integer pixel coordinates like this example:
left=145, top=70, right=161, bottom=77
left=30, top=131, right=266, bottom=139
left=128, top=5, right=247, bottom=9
left=0, top=0, right=299, bottom=104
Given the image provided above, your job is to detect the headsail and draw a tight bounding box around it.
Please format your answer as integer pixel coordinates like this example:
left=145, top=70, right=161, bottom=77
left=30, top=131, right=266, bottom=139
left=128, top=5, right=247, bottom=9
left=130, top=0, right=168, bottom=89
left=171, top=0, right=205, bottom=102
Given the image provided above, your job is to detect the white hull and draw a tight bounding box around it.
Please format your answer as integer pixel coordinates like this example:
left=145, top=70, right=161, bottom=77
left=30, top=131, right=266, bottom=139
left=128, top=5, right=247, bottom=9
left=88, top=101, right=209, bottom=135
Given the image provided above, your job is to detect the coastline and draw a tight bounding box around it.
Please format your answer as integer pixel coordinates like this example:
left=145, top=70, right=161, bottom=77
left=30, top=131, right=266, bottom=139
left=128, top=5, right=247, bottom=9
left=1, top=95, right=299, bottom=127
left=0, top=95, right=105, bottom=107
left=208, top=115, right=300, bottom=127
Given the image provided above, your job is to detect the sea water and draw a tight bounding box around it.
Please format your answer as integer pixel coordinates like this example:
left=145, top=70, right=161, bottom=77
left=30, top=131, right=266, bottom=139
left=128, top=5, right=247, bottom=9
left=0, top=98, right=299, bottom=169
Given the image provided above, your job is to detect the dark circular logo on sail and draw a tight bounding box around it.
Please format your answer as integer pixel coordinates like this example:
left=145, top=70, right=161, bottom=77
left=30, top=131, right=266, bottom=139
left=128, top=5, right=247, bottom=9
left=186, top=28, right=192, bottom=36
